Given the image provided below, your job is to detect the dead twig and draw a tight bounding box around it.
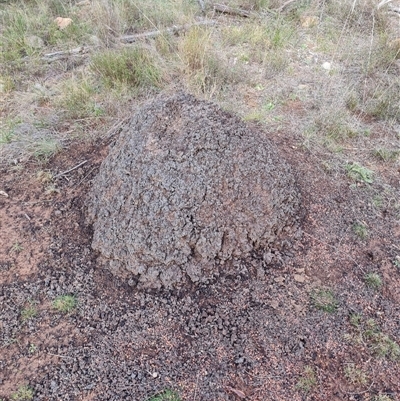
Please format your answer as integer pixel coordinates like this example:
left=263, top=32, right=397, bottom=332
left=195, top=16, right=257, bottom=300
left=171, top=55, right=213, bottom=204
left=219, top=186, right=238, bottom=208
left=41, top=20, right=218, bottom=61
left=42, top=46, right=89, bottom=61
left=102, top=116, right=131, bottom=141
left=197, top=0, right=206, bottom=13
left=77, top=167, right=97, bottom=186
left=213, top=3, right=250, bottom=17
left=377, top=0, right=392, bottom=9
left=54, top=160, right=88, bottom=179
left=47, top=352, right=74, bottom=359
left=120, top=19, right=217, bottom=43
left=277, top=0, right=298, bottom=12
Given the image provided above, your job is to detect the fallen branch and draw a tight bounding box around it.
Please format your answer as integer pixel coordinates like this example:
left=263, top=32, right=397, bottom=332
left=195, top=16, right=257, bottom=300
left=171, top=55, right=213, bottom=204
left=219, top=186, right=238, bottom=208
left=213, top=3, right=250, bottom=17
left=377, top=0, right=392, bottom=9
left=120, top=19, right=217, bottom=43
left=41, top=20, right=218, bottom=61
left=277, top=0, right=298, bottom=12
left=42, top=46, right=88, bottom=61
left=54, top=160, right=88, bottom=179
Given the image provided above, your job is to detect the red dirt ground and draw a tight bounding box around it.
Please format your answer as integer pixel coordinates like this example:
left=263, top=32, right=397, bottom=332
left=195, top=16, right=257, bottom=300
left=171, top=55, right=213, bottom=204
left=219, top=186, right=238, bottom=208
left=1, top=114, right=400, bottom=400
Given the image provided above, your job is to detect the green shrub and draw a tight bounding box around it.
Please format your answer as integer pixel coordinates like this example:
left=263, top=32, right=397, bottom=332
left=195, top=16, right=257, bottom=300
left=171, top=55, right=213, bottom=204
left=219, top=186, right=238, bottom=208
left=91, top=47, right=163, bottom=89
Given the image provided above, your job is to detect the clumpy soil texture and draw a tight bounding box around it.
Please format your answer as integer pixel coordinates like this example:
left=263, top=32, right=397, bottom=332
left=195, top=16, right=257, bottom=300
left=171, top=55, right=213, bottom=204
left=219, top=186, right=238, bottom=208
left=1, top=110, right=400, bottom=401
left=87, top=93, right=301, bottom=288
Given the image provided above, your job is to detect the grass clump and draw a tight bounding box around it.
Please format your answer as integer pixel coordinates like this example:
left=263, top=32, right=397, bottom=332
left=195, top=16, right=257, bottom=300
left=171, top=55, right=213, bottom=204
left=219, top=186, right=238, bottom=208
left=346, top=316, right=400, bottom=360
left=56, top=77, right=102, bottom=119
left=352, top=222, right=368, bottom=240
left=32, top=138, right=62, bottom=161
left=21, top=302, right=38, bottom=322
left=53, top=295, right=77, bottom=313
left=373, top=395, right=393, bottom=401
left=373, top=148, right=399, bottom=162
left=364, top=272, right=382, bottom=290
left=147, top=389, right=181, bottom=401
left=296, top=366, right=317, bottom=394
left=179, top=26, right=237, bottom=95
left=10, top=385, right=33, bottom=401
left=91, top=47, right=163, bottom=89
left=345, top=162, right=374, bottom=184
left=344, top=363, right=368, bottom=385
left=311, top=289, right=338, bottom=313
left=10, top=242, right=24, bottom=254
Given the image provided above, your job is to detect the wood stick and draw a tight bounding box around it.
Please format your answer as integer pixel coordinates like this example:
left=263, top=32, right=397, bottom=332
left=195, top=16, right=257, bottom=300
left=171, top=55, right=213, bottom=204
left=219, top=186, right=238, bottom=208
left=41, top=20, right=218, bottom=61
left=54, top=160, right=88, bottom=179
left=42, top=46, right=88, bottom=61
left=213, top=3, right=250, bottom=17
left=120, top=20, right=217, bottom=43
left=277, top=0, right=298, bottom=12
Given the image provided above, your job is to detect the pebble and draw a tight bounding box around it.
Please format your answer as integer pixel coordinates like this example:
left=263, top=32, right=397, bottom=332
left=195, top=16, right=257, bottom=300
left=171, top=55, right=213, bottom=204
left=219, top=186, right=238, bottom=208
left=294, top=274, right=306, bottom=283
left=322, top=62, right=331, bottom=71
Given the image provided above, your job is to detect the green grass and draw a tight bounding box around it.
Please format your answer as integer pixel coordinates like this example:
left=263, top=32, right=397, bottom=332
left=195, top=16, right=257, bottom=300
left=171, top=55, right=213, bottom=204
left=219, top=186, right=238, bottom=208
left=10, top=242, right=24, bottom=254
left=345, top=162, right=374, bottom=184
left=373, top=148, right=399, bottom=162
left=296, top=366, right=317, bottom=394
left=0, top=0, right=91, bottom=63
left=344, top=363, right=368, bottom=385
left=21, top=303, right=38, bottom=322
left=53, top=295, right=77, bottom=313
left=346, top=316, right=400, bottom=360
left=147, top=389, right=181, bottom=401
left=179, top=26, right=238, bottom=94
left=10, top=386, right=33, bottom=401
left=32, top=138, right=62, bottom=161
left=0, top=118, right=21, bottom=145
left=311, top=289, right=338, bottom=313
left=364, top=273, right=383, bottom=290
left=91, top=47, right=164, bottom=90
left=373, top=395, right=394, bottom=401
left=352, top=222, right=368, bottom=240
left=56, top=77, right=102, bottom=120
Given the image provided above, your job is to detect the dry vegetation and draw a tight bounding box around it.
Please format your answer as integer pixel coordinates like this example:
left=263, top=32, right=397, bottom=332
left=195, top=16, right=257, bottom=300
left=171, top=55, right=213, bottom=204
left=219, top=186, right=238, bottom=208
left=1, top=0, right=400, bottom=400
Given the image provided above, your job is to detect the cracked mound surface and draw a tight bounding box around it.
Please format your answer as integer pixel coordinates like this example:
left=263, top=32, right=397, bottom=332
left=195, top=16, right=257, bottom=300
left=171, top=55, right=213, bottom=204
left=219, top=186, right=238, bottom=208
left=87, top=93, right=301, bottom=288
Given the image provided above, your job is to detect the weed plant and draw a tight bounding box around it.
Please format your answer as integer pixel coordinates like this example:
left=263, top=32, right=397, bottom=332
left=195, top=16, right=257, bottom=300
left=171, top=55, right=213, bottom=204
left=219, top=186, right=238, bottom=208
left=53, top=295, right=77, bottom=313
left=364, top=273, right=382, bottom=290
left=147, top=389, right=181, bottom=401
left=10, top=386, right=33, bottom=401
left=296, top=366, right=317, bottom=393
left=311, top=289, right=338, bottom=313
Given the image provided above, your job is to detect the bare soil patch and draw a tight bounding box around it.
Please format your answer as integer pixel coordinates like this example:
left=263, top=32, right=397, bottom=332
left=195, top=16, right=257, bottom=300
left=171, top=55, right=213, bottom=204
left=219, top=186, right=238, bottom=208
left=1, top=106, right=399, bottom=400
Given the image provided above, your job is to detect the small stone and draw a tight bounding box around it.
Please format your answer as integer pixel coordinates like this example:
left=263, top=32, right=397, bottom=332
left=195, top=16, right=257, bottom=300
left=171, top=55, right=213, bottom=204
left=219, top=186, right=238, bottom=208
left=322, top=62, right=331, bottom=71
left=300, top=15, right=319, bottom=28
left=274, top=276, right=285, bottom=284
left=54, top=210, right=62, bottom=216
left=295, top=268, right=305, bottom=274
left=151, top=372, right=158, bottom=378
left=25, top=35, right=44, bottom=49
left=270, top=300, right=279, bottom=309
left=294, top=274, right=306, bottom=283
left=54, top=17, right=73, bottom=30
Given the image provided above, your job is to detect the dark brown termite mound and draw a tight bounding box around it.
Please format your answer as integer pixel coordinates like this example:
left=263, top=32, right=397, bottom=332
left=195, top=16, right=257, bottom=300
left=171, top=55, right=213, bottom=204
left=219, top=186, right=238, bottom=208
left=87, top=93, right=301, bottom=288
